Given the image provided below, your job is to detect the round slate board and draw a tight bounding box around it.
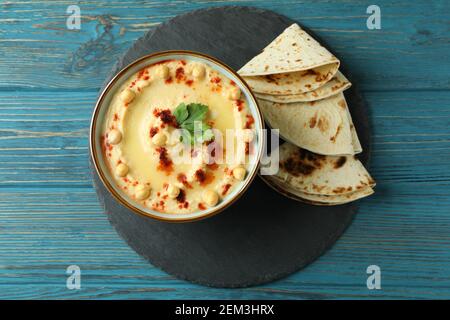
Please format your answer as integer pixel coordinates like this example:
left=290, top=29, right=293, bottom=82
left=91, top=6, right=371, bottom=288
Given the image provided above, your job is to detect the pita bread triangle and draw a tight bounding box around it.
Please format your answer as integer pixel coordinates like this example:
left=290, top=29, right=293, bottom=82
left=260, top=142, right=375, bottom=205
left=258, top=93, right=360, bottom=155
left=254, top=71, right=351, bottom=102
left=238, top=23, right=340, bottom=76
left=238, top=24, right=340, bottom=94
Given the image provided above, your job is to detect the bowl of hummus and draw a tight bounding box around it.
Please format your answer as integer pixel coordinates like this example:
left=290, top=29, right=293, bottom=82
left=90, top=51, right=264, bottom=222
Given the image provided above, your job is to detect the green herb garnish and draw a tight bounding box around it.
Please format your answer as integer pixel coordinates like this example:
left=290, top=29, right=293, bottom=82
left=174, top=103, right=214, bottom=144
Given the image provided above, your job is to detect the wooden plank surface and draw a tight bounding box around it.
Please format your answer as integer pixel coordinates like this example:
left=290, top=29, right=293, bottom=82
left=1, top=0, right=450, bottom=299
left=1, top=0, right=449, bottom=91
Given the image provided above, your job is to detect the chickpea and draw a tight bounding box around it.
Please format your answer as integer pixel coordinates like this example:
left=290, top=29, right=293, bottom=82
left=202, top=190, right=219, bottom=207
left=108, top=129, right=122, bottom=144
left=152, top=132, right=167, bottom=146
left=155, top=65, right=169, bottom=79
left=167, top=184, right=180, bottom=199
left=120, top=89, right=135, bottom=104
left=228, top=87, right=241, bottom=100
left=232, top=166, right=247, bottom=181
left=135, top=185, right=150, bottom=200
left=115, top=163, right=129, bottom=177
left=136, top=79, right=151, bottom=88
left=192, top=65, right=205, bottom=79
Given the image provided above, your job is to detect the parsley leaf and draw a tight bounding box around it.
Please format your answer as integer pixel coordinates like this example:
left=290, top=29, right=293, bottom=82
left=173, top=103, right=214, bottom=144
left=184, top=103, right=209, bottom=124
left=173, top=103, right=189, bottom=124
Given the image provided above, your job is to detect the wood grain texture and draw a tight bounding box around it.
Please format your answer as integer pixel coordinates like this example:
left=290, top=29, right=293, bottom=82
left=0, top=1, right=449, bottom=91
left=0, top=0, right=450, bottom=299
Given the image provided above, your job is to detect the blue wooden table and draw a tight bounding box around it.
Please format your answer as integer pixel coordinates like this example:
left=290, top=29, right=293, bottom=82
left=1, top=0, right=449, bottom=299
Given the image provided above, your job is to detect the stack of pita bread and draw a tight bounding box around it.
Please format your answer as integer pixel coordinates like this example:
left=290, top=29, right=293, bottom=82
left=238, top=24, right=375, bottom=205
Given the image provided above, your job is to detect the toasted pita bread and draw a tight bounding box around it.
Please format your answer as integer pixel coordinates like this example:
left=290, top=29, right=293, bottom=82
left=263, top=175, right=374, bottom=205
left=242, top=65, right=338, bottom=95
left=254, top=71, right=351, bottom=102
left=238, top=23, right=339, bottom=76
left=260, top=142, right=375, bottom=205
left=345, top=98, right=362, bottom=154
left=258, top=93, right=358, bottom=155
left=270, top=142, right=375, bottom=196
left=238, top=24, right=339, bottom=94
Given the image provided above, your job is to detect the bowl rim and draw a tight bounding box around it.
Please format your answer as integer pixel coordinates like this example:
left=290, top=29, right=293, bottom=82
left=89, top=50, right=265, bottom=223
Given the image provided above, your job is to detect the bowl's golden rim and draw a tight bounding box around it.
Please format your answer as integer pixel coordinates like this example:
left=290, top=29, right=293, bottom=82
left=89, top=50, right=266, bottom=223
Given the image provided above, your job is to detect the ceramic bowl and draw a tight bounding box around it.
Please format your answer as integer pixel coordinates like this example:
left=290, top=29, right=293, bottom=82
left=90, top=50, right=265, bottom=222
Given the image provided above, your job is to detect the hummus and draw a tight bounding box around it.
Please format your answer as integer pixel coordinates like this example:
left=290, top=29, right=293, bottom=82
left=101, top=59, right=255, bottom=214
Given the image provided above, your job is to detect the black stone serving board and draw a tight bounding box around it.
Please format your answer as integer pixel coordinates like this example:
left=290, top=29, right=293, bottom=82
left=90, top=6, right=371, bottom=288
